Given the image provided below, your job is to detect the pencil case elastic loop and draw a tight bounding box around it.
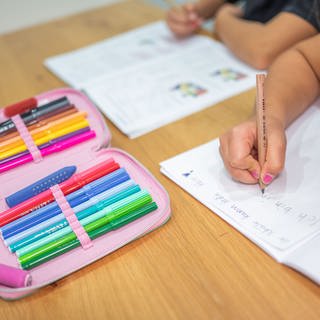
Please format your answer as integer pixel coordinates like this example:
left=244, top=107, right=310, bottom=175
left=11, top=114, right=43, bottom=163
left=50, top=185, right=93, bottom=250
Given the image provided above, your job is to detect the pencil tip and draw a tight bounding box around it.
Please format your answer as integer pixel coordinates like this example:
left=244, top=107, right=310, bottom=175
left=261, top=189, right=265, bottom=195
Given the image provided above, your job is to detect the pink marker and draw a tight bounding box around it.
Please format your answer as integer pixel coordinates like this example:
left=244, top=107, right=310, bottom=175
left=0, top=263, right=32, bottom=288
left=0, top=130, right=96, bottom=174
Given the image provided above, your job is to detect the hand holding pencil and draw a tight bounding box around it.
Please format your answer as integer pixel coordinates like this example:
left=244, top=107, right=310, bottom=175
left=166, top=1, right=203, bottom=37
left=219, top=74, right=287, bottom=190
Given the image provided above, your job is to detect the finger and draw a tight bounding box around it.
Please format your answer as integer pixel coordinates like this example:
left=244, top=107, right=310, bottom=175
left=227, top=127, right=260, bottom=174
left=261, top=129, right=287, bottom=185
left=167, top=6, right=192, bottom=24
left=232, top=170, right=259, bottom=184
left=219, top=142, right=259, bottom=184
left=184, top=3, right=199, bottom=21
left=229, top=152, right=260, bottom=173
left=167, top=20, right=198, bottom=36
left=221, top=154, right=259, bottom=184
left=250, top=147, right=258, bottom=160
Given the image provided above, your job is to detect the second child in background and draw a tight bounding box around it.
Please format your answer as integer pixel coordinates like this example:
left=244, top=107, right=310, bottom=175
left=166, top=0, right=320, bottom=69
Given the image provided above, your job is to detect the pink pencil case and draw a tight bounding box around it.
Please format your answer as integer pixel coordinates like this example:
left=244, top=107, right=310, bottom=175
left=0, top=88, right=171, bottom=300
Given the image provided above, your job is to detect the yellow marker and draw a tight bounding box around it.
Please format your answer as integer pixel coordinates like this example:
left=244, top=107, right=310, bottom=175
left=0, top=111, right=87, bottom=152
left=0, top=118, right=89, bottom=160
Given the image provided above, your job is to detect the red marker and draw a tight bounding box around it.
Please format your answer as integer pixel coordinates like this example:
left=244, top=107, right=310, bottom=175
left=3, top=97, right=37, bottom=118
left=0, top=158, right=119, bottom=227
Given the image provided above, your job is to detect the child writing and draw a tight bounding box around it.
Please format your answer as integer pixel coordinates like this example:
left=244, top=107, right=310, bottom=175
left=166, top=0, right=320, bottom=69
left=219, top=33, right=320, bottom=186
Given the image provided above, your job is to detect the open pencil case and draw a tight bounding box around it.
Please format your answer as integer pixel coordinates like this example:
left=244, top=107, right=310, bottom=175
left=0, top=88, right=171, bottom=300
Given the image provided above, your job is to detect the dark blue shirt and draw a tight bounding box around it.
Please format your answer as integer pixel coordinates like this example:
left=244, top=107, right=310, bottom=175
left=228, top=0, right=320, bottom=31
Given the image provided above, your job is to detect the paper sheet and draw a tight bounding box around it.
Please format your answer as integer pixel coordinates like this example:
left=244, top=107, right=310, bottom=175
left=45, top=21, right=257, bottom=138
left=84, top=39, right=256, bottom=138
left=160, top=100, right=320, bottom=283
left=45, top=21, right=220, bottom=88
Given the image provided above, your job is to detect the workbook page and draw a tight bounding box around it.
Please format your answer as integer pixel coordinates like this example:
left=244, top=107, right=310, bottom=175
left=160, top=100, right=320, bottom=283
left=45, top=21, right=257, bottom=138
left=45, top=21, right=216, bottom=88
left=283, top=233, right=320, bottom=284
left=84, top=39, right=256, bottom=138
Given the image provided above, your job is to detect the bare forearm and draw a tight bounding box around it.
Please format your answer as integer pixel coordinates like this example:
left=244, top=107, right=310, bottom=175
left=215, top=13, right=265, bottom=67
left=265, top=37, right=320, bottom=128
left=196, top=0, right=225, bottom=19
left=215, top=9, right=318, bottom=69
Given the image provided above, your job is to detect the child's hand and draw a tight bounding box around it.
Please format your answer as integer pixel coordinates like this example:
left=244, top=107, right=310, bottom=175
left=166, top=3, right=203, bottom=37
left=216, top=3, right=244, bottom=19
left=215, top=3, right=245, bottom=41
left=219, top=117, right=287, bottom=185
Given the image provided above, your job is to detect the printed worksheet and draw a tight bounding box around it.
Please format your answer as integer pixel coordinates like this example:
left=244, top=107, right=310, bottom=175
left=160, top=100, right=320, bottom=284
left=84, top=38, right=256, bottom=137
left=45, top=21, right=257, bottom=138
left=45, top=21, right=221, bottom=88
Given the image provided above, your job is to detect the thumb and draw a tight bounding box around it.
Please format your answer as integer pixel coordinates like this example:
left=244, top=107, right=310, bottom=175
left=230, top=153, right=261, bottom=181
left=184, top=3, right=199, bottom=20
left=261, top=126, right=287, bottom=185
left=184, top=3, right=196, bottom=12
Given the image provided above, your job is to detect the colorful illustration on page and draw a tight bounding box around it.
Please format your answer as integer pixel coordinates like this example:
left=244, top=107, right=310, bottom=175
left=171, top=82, right=207, bottom=98
left=211, top=68, right=247, bottom=81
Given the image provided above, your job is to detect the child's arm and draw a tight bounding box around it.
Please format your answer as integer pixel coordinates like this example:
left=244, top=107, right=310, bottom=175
left=264, top=34, right=320, bottom=128
left=215, top=4, right=318, bottom=69
left=166, top=0, right=225, bottom=37
left=219, top=34, right=320, bottom=185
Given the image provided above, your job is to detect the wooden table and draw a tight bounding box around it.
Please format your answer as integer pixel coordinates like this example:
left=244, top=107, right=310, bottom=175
left=0, top=1, right=319, bottom=319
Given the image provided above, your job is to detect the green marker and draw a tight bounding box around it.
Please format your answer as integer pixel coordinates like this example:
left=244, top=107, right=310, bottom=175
left=19, top=191, right=152, bottom=266
left=11, top=184, right=141, bottom=253
left=20, top=202, right=158, bottom=269
left=15, top=186, right=143, bottom=257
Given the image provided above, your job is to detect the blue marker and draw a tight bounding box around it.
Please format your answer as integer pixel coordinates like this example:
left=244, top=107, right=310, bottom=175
left=15, top=189, right=150, bottom=257
left=4, top=179, right=136, bottom=247
left=10, top=184, right=141, bottom=253
left=1, top=168, right=129, bottom=239
left=5, top=166, right=77, bottom=207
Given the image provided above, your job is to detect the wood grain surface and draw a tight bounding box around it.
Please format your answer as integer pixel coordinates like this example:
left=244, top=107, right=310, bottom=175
left=0, top=1, right=319, bottom=319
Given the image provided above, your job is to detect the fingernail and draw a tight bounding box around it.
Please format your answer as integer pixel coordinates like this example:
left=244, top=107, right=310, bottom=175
left=250, top=171, right=259, bottom=180
left=189, top=13, right=197, bottom=20
left=263, top=173, right=274, bottom=185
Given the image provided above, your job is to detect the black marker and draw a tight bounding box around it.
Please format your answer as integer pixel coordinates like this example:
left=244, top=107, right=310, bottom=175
left=0, top=96, right=72, bottom=136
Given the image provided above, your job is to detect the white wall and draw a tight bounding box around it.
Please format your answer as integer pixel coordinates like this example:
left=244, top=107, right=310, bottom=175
left=0, top=0, right=120, bottom=35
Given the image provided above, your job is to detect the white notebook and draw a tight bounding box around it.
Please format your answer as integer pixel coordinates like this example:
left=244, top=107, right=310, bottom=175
left=45, top=21, right=257, bottom=138
left=160, top=99, right=320, bottom=285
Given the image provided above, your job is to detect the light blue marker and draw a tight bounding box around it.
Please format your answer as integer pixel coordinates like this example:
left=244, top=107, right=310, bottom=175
left=1, top=168, right=129, bottom=239
left=15, top=190, right=150, bottom=257
left=5, top=179, right=136, bottom=248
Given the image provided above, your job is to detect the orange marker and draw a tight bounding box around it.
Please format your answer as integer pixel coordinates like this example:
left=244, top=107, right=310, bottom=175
left=0, top=115, right=89, bottom=160
left=0, top=106, right=77, bottom=143
left=0, top=111, right=87, bottom=151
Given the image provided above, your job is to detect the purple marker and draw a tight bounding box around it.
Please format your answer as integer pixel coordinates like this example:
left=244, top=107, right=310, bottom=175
left=0, top=127, right=90, bottom=165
